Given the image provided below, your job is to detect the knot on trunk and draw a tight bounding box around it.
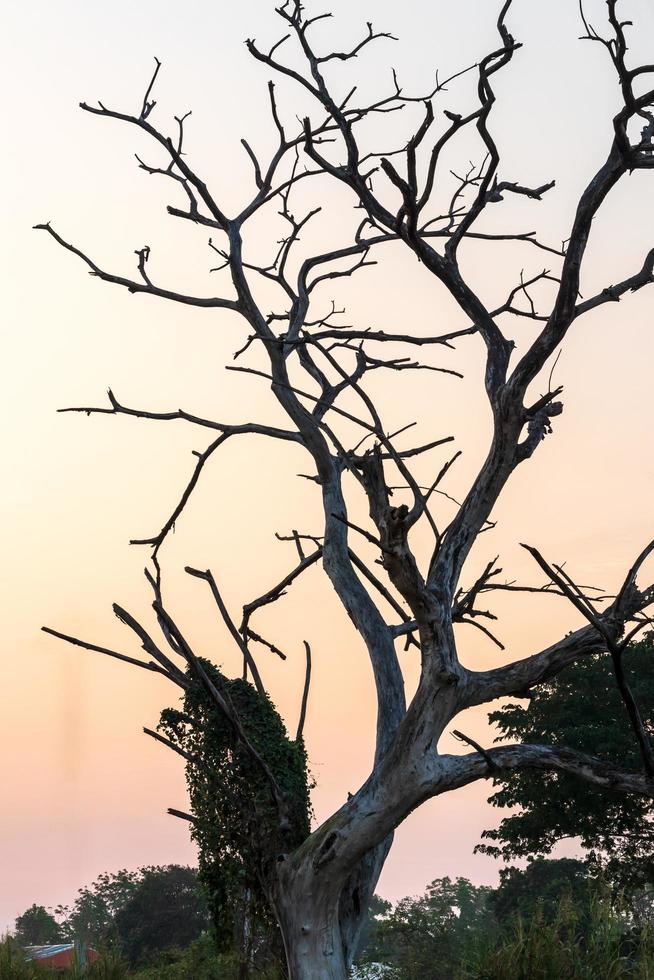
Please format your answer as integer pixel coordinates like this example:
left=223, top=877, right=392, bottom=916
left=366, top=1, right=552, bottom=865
left=385, top=503, right=410, bottom=550
left=517, top=400, right=563, bottom=461
left=313, top=830, right=342, bottom=871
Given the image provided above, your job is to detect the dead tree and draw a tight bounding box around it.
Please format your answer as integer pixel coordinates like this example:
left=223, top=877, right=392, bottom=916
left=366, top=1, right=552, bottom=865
left=38, top=2, right=654, bottom=977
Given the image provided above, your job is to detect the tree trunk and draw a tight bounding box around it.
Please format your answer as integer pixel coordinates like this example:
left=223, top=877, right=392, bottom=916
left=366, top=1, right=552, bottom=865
left=278, top=887, right=348, bottom=980
left=274, top=851, right=380, bottom=980
left=338, top=837, right=392, bottom=965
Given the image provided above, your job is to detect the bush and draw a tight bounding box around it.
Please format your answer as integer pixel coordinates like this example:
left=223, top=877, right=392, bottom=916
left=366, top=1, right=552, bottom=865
left=0, top=937, right=130, bottom=980
left=0, top=936, right=41, bottom=980
left=460, top=892, right=654, bottom=980
left=131, top=933, right=284, bottom=979
left=88, top=950, right=130, bottom=979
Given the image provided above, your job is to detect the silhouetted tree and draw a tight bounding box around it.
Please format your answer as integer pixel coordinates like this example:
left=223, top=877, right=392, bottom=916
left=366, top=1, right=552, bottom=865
left=56, top=869, right=139, bottom=948
left=114, top=865, right=210, bottom=967
left=490, top=859, right=592, bottom=928
left=39, top=2, right=654, bottom=976
left=359, top=878, right=493, bottom=979
left=14, top=905, right=63, bottom=946
left=480, top=637, right=654, bottom=890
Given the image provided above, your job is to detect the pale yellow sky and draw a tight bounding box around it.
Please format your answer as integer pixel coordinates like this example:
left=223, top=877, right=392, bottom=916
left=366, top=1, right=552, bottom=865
left=2, top=0, right=654, bottom=932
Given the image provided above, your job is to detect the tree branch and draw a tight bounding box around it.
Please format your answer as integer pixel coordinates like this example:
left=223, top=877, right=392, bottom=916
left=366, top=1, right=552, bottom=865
left=34, top=224, right=240, bottom=311
left=442, top=742, right=654, bottom=797
left=296, top=641, right=312, bottom=741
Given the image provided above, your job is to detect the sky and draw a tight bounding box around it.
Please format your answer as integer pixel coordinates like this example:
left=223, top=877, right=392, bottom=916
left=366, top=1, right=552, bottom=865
left=1, top=0, right=654, bottom=934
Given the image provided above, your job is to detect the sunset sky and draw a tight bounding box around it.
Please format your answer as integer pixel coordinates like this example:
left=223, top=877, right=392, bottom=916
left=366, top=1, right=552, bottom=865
left=2, top=0, right=654, bottom=934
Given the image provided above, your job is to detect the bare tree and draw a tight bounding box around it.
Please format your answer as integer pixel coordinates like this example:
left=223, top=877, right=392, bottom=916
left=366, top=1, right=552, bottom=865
left=38, top=2, right=654, bottom=977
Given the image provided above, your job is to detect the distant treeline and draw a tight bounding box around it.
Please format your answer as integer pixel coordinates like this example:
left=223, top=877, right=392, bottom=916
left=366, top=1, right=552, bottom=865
left=6, top=857, right=654, bottom=979
left=6, top=640, right=653, bottom=977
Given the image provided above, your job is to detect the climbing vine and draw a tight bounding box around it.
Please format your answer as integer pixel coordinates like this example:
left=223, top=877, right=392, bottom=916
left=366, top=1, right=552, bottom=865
left=159, top=659, right=312, bottom=957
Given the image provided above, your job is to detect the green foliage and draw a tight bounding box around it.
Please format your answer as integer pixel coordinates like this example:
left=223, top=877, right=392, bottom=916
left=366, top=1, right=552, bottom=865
left=10, top=862, right=654, bottom=980
left=130, top=933, right=285, bottom=979
left=0, top=935, right=42, bottom=980
left=358, top=877, right=494, bottom=979
left=15, top=865, right=209, bottom=965
left=113, top=865, right=210, bottom=967
left=490, top=858, right=592, bottom=927
left=129, top=935, right=218, bottom=980
left=357, top=894, right=393, bottom=957
left=479, top=637, right=654, bottom=888
left=2, top=929, right=271, bottom=980
left=87, top=950, right=131, bottom=980
left=159, top=659, right=311, bottom=959
left=56, top=869, right=140, bottom=947
left=14, top=905, right=63, bottom=946
left=461, top=890, right=654, bottom=980
left=356, top=868, right=654, bottom=980
left=0, top=938, right=130, bottom=980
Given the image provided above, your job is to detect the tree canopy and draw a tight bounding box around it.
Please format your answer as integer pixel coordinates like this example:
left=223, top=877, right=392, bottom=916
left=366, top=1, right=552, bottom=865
left=14, top=905, right=63, bottom=947
left=114, top=865, right=210, bottom=966
left=480, top=636, right=654, bottom=888
left=359, top=878, right=494, bottom=979
left=55, top=868, right=139, bottom=948
left=48, top=865, right=208, bottom=960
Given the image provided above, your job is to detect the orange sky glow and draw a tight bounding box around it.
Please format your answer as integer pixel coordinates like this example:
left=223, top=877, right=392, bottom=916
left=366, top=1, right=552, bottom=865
left=2, top=0, right=653, bottom=933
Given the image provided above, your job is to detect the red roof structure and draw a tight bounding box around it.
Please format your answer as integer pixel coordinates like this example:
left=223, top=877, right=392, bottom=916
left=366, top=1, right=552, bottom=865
left=24, top=944, right=99, bottom=971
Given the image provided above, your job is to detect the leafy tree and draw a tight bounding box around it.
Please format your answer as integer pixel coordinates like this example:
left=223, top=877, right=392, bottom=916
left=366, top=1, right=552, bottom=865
left=56, top=869, right=140, bottom=947
left=14, top=904, right=63, bottom=946
left=358, top=878, right=493, bottom=979
left=356, top=895, right=393, bottom=963
left=356, top=871, right=654, bottom=979
left=113, top=865, right=210, bottom=967
left=490, top=859, right=592, bottom=928
left=480, top=638, right=654, bottom=889
left=55, top=865, right=209, bottom=962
